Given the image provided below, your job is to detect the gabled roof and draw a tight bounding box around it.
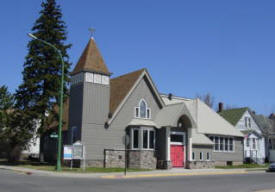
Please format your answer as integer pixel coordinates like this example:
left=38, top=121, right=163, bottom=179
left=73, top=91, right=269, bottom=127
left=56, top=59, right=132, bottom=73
left=219, top=107, right=248, bottom=126
left=252, top=114, right=275, bottom=135
left=161, top=95, right=243, bottom=137
left=108, top=68, right=165, bottom=124
left=195, top=100, right=243, bottom=137
left=110, top=69, right=145, bottom=114
left=192, top=129, right=214, bottom=145
left=155, top=102, right=197, bottom=128
left=72, top=38, right=111, bottom=76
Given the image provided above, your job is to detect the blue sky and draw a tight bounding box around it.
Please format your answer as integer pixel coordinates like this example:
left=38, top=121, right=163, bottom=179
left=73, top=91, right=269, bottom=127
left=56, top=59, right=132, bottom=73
left=0, top=0, right=274, bottom=115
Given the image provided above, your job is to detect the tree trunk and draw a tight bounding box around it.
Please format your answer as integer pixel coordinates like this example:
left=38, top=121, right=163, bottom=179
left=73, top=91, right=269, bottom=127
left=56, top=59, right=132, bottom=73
left=8, top=145, right=22, bottom=163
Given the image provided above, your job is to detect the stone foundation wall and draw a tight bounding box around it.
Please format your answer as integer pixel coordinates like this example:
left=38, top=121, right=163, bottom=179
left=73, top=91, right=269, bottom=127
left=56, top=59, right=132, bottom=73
left=214, top=161, right=243, bottom=166
left=157, top=160, right=172, bottom=169
left=104, top=150, right=125, bottom=168
left=187, top=161, right=215, bottom=169
left=80, top=149, right=157, bottom=169
left=85, top=160, right=104, bottom=167
left=233, top=161, right=243, bottom=166
left=128, top=150, right=157, bottom=169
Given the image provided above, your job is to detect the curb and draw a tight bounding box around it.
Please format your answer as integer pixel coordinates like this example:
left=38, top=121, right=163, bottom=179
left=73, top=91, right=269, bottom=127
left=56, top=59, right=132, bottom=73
left=0, top=167, right=33, bottom=175
left=101, top=170, right=249, bottom=179
left=0, top=165, right=266, bottom=179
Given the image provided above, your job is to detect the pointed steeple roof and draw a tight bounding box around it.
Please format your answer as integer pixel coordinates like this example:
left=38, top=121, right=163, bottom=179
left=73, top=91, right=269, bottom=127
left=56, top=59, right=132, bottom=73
left=72, top=38, right=111, bottom=76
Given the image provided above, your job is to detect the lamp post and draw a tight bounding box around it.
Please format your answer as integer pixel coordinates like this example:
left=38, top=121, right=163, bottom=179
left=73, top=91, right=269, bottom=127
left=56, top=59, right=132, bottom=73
left=28, top=33, right=64, bottom=171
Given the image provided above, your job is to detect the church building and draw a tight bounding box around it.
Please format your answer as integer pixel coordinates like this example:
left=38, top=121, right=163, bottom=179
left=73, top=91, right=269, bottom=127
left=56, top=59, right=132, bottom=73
left=67, top=37, right=244, bottom=169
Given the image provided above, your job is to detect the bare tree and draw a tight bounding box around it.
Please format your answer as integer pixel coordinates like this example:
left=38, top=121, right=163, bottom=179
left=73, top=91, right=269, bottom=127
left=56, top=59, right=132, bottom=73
left=196, top=93, right=215, bottom=108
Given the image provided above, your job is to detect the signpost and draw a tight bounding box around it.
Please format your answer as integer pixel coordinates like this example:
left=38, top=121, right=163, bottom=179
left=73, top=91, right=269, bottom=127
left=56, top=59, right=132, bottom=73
left=64, top=145, right=73, bottom=169
left=72, top=141, right=83, bottom=159
left=72, top=141, right=85, bottom=171
left=50, top=132, right=58, bottom=139
left=63, top=141, right=85, bottom=170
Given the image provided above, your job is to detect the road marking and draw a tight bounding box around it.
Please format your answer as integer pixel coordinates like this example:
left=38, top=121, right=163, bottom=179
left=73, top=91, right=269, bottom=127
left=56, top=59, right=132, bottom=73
left=101, top=170, right=249, bottom=179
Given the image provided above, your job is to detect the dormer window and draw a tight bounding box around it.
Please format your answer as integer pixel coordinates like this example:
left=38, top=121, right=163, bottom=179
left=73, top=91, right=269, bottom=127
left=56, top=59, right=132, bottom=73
left=135, top=99, right=151, bottom=119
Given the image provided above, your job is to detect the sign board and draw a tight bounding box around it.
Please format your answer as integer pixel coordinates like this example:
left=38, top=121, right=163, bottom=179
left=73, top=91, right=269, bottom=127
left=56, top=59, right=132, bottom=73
left=73, top=141, right=84, bottom=160
left=50, top=132, right=58, bottom=138
left=64, top=145, right=73, bottom=160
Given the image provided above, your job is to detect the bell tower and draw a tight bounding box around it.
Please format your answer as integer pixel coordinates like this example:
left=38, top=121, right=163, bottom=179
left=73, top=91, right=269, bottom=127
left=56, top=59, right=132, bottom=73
left=68, top=37, right=111, bottom=143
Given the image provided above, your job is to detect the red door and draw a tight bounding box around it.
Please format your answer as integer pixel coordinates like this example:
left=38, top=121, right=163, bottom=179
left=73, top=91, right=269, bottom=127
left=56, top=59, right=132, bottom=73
left=170, top=145, right=184, bottom=167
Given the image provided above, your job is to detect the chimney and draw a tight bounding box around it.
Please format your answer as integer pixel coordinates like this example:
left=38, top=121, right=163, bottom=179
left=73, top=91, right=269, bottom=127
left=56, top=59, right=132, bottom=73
left=168, top=93, right=173, bottom=100
left=218, top=102, right=224, bottom=113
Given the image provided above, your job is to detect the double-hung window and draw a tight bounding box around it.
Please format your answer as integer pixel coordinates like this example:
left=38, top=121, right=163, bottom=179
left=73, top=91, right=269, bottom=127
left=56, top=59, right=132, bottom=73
left=132, top=128, right=139, bottom=149
left=212, top=136, right=234, bottom=152
left=252, top=138, right=256, bottom=149
left=246, top=138, right=250, bottom=147
left=229, top=138, right=234, bottom=151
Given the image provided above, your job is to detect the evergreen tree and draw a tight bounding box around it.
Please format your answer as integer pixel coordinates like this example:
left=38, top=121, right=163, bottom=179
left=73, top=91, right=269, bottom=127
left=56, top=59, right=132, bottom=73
left=16, top=0, right=71, bottom=135
left=0, top=85, right=14, bottom=133
left=0, top=85, right=28, bottom=162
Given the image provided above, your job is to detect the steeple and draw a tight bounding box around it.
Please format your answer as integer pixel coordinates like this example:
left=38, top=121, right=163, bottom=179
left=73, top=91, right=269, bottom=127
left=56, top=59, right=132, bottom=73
left=72, top=37, right=111, bottom=76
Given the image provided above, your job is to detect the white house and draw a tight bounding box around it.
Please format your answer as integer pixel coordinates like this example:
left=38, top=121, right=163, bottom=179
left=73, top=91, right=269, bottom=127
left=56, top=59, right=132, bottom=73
left=219, top=106, right=266, bottom=164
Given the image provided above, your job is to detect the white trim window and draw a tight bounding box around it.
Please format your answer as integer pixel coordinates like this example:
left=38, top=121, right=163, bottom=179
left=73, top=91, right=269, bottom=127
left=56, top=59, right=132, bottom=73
left=134, top=99, right=151, bottom=119
left=245, top=117, right=251, bottom=128
left=252, top=138, right=256, bottom=149
left=206, top=152, right=211, bottom=160
left=192, top=152, right=195, bottom=160
left=246, top=138, right=250, bottom=147
left=131, top=127, right=155, bottom=150
left=210, top=136, right=235, bottom=152
left=132, top=128, right=139, bottom=149
left=170, top=132, right=185, bottom=145
left=199, top=152, right=203, bottom=160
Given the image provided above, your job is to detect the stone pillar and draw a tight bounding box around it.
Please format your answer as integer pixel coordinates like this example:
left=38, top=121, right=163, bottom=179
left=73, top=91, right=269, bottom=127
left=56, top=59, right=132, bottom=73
left=188, top=128, right=193, bottom=161
left=164, top=127, right=171, bottom=169
left=166, top=127, right=170, bottom=161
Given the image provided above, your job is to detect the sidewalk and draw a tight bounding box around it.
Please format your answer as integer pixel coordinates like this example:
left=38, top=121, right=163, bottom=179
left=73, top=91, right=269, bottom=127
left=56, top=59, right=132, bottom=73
left=0, top=165, right=266, bottom=179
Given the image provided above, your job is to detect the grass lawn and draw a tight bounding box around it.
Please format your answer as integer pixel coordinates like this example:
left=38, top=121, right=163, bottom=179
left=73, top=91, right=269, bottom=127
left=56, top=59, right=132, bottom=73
left=0, top=159, right=151, bottom=173
left=20, top=165, right=151, bottom=173
left=215, top=163, right=269, bottom=169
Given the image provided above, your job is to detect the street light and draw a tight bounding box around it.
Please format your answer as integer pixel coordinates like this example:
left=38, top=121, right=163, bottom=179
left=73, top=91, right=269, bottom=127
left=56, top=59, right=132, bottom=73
left=28, top=33, right=64, bottom=171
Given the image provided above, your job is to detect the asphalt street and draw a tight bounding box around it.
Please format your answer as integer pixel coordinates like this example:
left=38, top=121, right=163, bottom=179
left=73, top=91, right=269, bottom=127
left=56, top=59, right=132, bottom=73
left=0, top=169, right=275, bottom=192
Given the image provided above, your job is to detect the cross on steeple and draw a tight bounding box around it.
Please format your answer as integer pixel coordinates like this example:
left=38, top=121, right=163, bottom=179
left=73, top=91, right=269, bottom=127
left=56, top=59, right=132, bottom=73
left=88, top=28, right=96, bottom=39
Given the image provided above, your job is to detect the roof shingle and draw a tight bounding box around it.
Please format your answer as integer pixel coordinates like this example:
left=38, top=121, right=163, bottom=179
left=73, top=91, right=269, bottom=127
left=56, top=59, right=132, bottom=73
left=72, top=38, right=111, bottom=75
left=109, top=69, right=145, bottom=114
left=219, top=107, right=248, bottom=126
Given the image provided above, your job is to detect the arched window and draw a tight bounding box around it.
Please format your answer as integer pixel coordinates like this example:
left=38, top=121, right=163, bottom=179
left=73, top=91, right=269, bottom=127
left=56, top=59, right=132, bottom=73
left=135, top=99, right=151, bottom=119
left=140, top=100, right=146, bottom=118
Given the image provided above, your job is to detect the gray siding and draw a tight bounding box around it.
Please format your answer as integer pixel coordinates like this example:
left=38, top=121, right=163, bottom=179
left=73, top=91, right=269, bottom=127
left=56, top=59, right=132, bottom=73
left=81, top=77, right=162, bottom=160
left=192, top=145, right=213, bottom=161
left=82, top=82, right=110, bottom=124
left=212, top=137, right=244, bottom=162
